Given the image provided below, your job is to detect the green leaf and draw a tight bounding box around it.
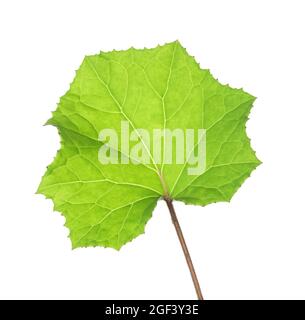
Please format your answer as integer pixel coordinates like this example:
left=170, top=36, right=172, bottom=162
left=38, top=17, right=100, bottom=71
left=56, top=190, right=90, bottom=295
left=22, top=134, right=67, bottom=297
left=38, top=41, right=261, bottom=250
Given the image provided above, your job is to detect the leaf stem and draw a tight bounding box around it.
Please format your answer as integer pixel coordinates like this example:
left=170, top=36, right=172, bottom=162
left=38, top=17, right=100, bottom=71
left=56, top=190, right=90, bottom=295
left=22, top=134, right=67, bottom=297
left=164, top=197, right=204, bottom=300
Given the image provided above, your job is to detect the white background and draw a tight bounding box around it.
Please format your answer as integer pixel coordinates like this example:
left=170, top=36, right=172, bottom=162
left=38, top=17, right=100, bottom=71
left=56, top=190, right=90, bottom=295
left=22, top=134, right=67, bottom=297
left=0, top=0, right=304, bottom=300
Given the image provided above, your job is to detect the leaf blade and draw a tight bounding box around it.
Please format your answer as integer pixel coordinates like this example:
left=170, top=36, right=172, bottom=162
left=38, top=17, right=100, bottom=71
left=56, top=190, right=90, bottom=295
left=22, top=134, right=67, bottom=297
left=38, top=41, right=260, bottom=249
